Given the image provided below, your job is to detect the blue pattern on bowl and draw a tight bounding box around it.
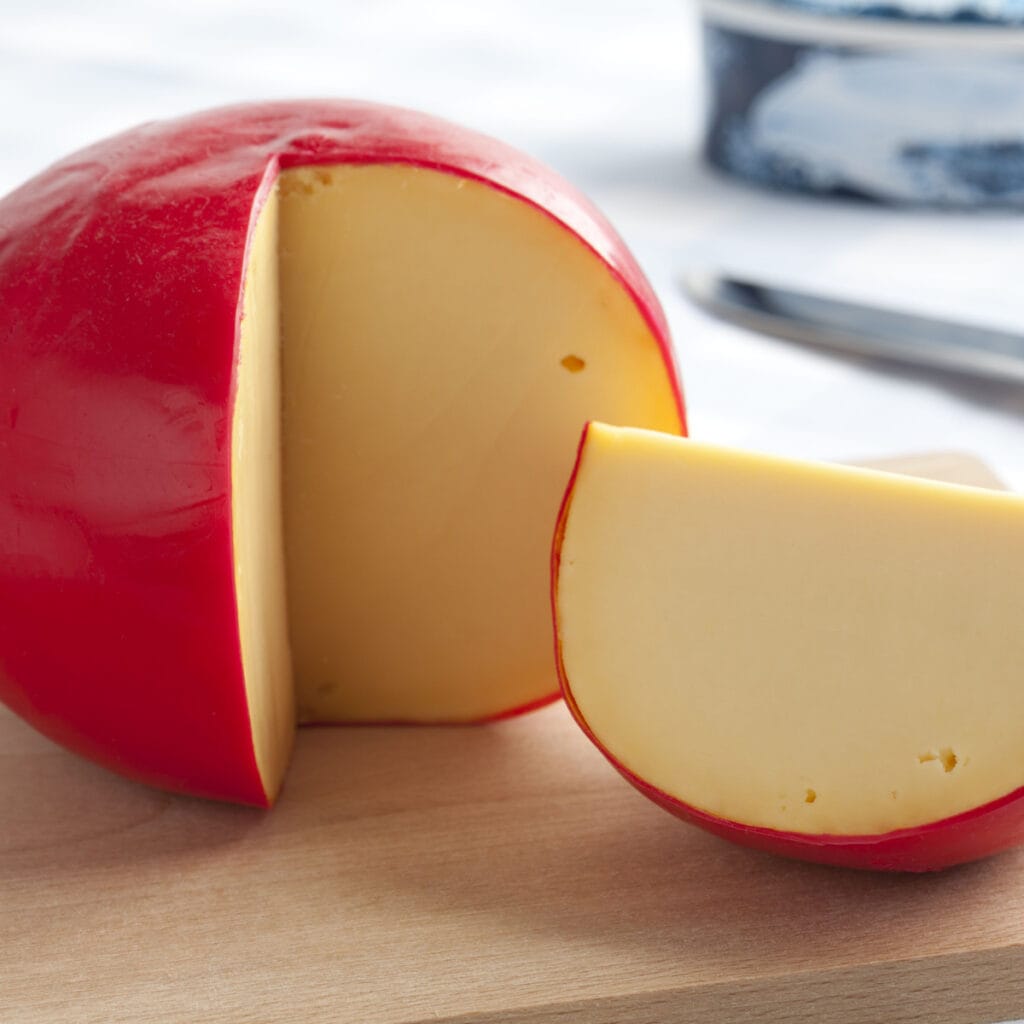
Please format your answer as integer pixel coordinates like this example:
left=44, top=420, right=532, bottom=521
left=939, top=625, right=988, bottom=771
left=702, top=2, right=1024, bottom=205
left=761, top=0, right=1024, bottom=22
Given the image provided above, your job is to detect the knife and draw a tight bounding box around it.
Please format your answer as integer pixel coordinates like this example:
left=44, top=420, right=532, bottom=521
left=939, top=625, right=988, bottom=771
left=681, top=270, right=1024, bottom=385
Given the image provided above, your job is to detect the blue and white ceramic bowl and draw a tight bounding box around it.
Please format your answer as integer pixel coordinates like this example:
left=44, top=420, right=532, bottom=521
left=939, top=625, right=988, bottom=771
left=700, top=0, right=1024, bottom=205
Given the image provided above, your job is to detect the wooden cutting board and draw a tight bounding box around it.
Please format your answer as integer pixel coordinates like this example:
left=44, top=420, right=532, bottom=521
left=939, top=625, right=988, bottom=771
left=2, top=452, right=1023, bottom=1024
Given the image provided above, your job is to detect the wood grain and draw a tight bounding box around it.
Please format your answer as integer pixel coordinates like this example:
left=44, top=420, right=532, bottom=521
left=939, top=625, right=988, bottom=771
left=2, top=452, right=1022, bottom=1024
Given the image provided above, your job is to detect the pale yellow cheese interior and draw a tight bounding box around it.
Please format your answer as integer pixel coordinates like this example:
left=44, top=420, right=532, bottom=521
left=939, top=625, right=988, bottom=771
left=232, top=185, right=296, bottom=800
left=232, top=164, right=681, bottom=771
left=557, top=424, right=1024, bottom=836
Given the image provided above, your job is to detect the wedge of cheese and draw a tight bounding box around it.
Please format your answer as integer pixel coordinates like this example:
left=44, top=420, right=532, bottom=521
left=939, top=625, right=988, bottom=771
left=554, top=423, right=1024, bottom=869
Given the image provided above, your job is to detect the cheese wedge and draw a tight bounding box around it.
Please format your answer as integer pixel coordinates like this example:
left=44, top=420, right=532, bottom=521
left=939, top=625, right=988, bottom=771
left=554, top=423, right=1024, bottom=852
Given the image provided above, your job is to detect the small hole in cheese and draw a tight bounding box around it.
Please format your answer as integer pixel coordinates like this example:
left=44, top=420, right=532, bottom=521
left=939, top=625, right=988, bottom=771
left=918, top=749, right=958, bottom=772
left=804, top=788, right=817, bottom=804
left=561, top=354, right=586, bottom=373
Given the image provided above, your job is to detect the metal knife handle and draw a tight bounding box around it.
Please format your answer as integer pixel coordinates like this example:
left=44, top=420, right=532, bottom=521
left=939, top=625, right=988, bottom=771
left=682, top=271, right=1024, bottom=385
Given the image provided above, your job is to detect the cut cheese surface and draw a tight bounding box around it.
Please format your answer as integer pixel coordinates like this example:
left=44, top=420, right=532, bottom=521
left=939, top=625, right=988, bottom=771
left=232, top=184, right=296, bottom=800
left=278, top=165, right=680, bottom=721
left=233, top=164, right=681, bottom=735
left=556, top=424, right=1024, bottom=836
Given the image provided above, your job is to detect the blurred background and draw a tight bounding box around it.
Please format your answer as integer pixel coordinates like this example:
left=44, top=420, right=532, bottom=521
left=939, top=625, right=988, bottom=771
left=4, top=0, right=1024, bottom=484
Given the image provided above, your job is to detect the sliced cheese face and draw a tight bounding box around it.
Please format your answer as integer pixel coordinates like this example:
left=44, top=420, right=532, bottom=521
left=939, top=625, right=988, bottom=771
left=556, top=424, right=1024, bottom=836
left=278, top=164, right=679, bottom=722
left=232, top=164, right=681, bottom=742
left=232, top=185, right=296, bottom=800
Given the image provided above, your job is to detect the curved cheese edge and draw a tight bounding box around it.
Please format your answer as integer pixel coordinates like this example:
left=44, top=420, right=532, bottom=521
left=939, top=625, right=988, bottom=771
left=557, top=423, right=1024, bottom=836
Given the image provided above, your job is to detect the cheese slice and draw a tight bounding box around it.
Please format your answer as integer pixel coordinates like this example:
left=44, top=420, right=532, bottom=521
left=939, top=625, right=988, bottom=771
left=555, top=424, right=1024, bottom=836
left=231, top=164, right=681, bottom=789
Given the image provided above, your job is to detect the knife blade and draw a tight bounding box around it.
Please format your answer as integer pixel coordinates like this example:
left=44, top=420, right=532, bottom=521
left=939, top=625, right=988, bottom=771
left=681, top=270, right=1024, bottom=384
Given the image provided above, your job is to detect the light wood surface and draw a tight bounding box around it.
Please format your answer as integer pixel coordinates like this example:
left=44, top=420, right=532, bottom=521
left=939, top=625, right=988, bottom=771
left=2, top=452, right=1022, bottom=1024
